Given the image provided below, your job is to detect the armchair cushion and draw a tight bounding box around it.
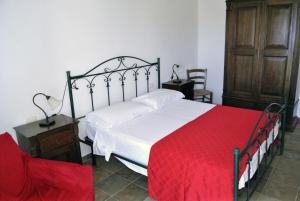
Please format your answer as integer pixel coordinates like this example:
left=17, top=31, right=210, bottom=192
left=0, top=132, right=93, bottom=201
left=0, top=133, right=28, bottom=197
left=28, top=158, right=93, bottom=201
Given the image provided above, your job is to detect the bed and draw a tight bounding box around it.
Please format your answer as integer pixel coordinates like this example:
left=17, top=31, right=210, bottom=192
left=85, top=98, right=215, bottom=175
left=66, top=56, right=286, bottom=201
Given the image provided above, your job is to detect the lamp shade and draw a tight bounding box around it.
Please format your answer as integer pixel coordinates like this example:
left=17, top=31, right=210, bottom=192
left=47, top=96, right=61, bottom=110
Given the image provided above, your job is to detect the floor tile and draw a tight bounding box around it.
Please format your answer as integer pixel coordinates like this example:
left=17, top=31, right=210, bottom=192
left=276, top=157, right=300, bottom=175
left=115, top=167, right=142, bottom=182
left=263, top=166, right=273, bottom=180
left=106, top=197, right=120, bottom=201
left=95, top=156, right=124, bottom=173
left=291, top=126, right=300, bottom=135
left=270, top=155, right=281, bottom=168
left=281, top=149, right=300, bottom=161
left=238, top=189, right=251, bottom=201
left=93, top=168, right=112, bottom=185
left=143, top=196, right=156, bottom=201
left=94, top=188, right=110, bottom=201
left=133, top=175, right=148, bottom=190
left=284, top=135, right=300, bottom=153
left=291, top=132, right=300, bottom=137
left=238, top=189, right=262, bottom=201
left=269, top=167, right=300, bottom=188
left=255, top=176, right=269, bottom=193
left=96, top=174, right=130, bottom=195
left=260, top=180, right=298, bottom=201
left=250, top=192, right=263, bottom=201
left=285, top=134, right=300, bottom=143
left=256, top=194, right=282, bottom=201
left=115, top=183, right=148, bottom=201
left=284, top=131, right=292, bottom=135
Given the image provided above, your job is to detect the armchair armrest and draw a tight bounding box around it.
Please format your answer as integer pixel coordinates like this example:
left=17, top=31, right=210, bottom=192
left=28, top=157, right=93, bottom=200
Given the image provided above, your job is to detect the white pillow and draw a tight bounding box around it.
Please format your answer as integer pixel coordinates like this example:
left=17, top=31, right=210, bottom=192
left=85, top=101, right=153, bottom=129
left=131, top=88, right=185, bottom=110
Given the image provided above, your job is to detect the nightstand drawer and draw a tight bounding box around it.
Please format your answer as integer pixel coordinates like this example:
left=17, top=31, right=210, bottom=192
left=41, top=143, right=77, bottom=161
left=38, top=129, right=74, bottom=153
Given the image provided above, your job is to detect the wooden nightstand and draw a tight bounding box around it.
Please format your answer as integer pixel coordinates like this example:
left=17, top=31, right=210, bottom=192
left=14, top=114, right=82, bottom=164
left=162, top=80, right=194, bottom=100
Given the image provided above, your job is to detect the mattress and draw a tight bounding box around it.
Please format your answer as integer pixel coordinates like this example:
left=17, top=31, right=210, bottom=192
left=87, top=99, right=280, bottom=189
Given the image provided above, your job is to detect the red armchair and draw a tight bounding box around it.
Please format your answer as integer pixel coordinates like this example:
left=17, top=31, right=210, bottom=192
left=0, top=132, right=94, bottom=201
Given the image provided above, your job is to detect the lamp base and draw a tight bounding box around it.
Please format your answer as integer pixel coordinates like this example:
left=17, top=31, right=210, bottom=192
left=172, top=79, right=182, bottom=84
left=39, top=119, right=55, bottom=127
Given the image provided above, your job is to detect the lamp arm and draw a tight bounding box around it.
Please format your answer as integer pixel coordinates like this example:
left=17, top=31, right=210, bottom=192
left=171, top=69, right=175, bottom=80
left=174, top=71, right=179, bottom=80
left=172, top=64, right=180, bottom=80
left=32, top=93, right=49, bottom=122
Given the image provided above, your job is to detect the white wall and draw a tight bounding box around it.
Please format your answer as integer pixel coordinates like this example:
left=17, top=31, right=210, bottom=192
left=197, top=0, right=226, bottom=104
left=0, top=0, right=198, bottom=155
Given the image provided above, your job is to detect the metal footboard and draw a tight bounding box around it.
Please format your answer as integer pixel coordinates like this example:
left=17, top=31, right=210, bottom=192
left=233, top=102, right=286, bottom=201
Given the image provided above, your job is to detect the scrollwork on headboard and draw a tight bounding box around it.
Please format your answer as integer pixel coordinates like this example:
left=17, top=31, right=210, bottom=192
left=66, top=56, right=160, bottom=119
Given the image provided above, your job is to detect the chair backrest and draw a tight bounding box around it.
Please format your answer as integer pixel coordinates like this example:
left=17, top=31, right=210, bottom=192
left=187, top=68, right=208, bottom=90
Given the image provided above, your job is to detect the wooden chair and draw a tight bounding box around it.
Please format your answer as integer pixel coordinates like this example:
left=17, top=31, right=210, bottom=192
left=187, top=68, right=213, bottom=103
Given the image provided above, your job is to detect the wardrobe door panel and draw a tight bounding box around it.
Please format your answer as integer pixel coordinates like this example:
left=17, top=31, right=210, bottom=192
left=226, top=2, right=261, bottom=99
left=233, top=55, right=254, bottom=95
left=265, top=4, right=292, bottom=49
left=236, top=7, right=257, bottom=48
left=258, top=1, right=296, bottom=102
left=260, top=56, right=287, bottom=97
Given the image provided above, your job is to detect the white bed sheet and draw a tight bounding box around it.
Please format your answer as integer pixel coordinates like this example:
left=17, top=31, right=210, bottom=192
left=92, top=99, right=215, bottom=163
left=88, top=99, right=281, bottom=189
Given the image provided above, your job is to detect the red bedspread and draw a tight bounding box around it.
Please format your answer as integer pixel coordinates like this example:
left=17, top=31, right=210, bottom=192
left=148, top=105, right=269, bottom=201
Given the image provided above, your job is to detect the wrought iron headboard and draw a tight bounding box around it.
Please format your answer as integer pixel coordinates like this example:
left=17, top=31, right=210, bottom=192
left=66, top=56, right=160, bottom=119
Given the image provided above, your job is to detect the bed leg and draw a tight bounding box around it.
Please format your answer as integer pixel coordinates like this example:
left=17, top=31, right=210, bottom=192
left=90, top=145, right=96, bottom=166
left=92, top=156, right=96, bottom=166
left=234, top=148, right=240, bottom=201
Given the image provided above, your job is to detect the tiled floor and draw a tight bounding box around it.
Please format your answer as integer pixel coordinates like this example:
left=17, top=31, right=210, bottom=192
left=87, top=125, right=300, bottom=201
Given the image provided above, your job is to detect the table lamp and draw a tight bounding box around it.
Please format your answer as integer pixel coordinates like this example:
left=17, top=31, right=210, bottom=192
left=171, top=64, right=182, bottom=83
left=32, top=93, right=61, bottom=127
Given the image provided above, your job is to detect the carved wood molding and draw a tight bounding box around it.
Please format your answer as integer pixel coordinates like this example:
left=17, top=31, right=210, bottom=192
left=226, top=0, right=233, bottom=11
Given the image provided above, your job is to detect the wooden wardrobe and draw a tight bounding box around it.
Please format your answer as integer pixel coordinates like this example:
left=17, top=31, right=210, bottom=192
left=223, top=0, right=300, bottom=130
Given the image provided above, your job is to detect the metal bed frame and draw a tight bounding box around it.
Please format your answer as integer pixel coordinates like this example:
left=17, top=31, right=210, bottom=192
left=66, top=56, right=286, bottom=201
